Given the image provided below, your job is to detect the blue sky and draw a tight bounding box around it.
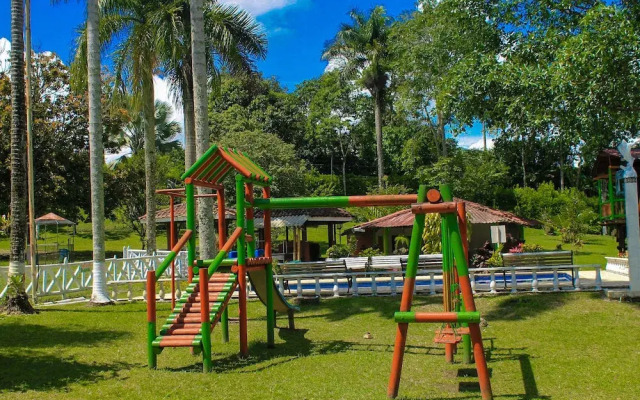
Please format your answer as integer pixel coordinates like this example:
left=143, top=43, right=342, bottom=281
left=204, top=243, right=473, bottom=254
left=0, top=0, right=485, bottom=147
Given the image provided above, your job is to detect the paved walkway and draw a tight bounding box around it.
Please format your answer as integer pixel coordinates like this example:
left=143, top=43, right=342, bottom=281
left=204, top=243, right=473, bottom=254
left=581, top=269, right=629, bottom=288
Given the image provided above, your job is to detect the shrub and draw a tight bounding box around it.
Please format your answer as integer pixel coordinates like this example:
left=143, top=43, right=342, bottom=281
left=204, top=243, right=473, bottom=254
left=486, top=245, right=504, bottom=268
left=360, top=247, right=383, bottom=257
left=522, top=243, right=544, bottom=252
left=326, top=244, right=351, bottom=259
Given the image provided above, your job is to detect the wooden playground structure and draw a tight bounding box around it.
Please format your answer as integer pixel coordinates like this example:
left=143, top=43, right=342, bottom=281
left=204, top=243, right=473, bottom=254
left=145, top=144, right=493, bottom=400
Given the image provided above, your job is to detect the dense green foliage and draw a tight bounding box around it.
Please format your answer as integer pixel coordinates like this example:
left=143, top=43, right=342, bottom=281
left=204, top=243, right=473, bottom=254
left=0, top=53, right=127, bottom=221
left=514, top=183, right=600, bottom=243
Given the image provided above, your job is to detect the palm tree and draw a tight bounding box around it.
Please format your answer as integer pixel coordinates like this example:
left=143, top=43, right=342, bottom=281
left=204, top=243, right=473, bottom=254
left=122, top=100, right=182, bottom=156
left=55, top=0, right=112, bottom=304
left=160, top=1, right=266, bottom=172
left=160, top=0, right=265, bottom=257
left=6, top=0, right=35, bottom=313
left=81, top=0, right=179, bottom=255
left=323, top=6, right=392, bottom=187
left=86, top=0, right=111, bottom=304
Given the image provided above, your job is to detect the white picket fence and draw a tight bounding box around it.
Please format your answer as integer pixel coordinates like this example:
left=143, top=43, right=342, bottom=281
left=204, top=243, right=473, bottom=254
left=0, top=247, right=189, bottom=301
left=0, top=247, right=604, bottom=303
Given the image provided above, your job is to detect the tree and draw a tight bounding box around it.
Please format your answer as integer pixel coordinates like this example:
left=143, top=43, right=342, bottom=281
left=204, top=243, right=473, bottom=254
left=86, top=0, right=111, bottom=304
left=390, top=0, right=500, bottom=158
left=4, top=0, right=35, bottom=313
left=323, top=6, right=393, bottom=187
left=418, top=149, right=512, bottom=209
left=442, top=1, right=640, bottom=187
left=78, top=0, right=180, bottom=255
left=0, top=52, right=128, bottom=221
left=297, top=72, right=361, bottom=195
left=106, top=150, right=184, bottom=247
left=157, top=1, right=266, bottom=171
left=217, top=130, right=307, bottom=198
left=120, top=100, right=181, bottom=156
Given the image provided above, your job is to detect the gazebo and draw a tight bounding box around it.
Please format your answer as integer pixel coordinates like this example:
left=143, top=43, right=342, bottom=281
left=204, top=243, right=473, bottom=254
left=34, top=212, right=76, bottom=263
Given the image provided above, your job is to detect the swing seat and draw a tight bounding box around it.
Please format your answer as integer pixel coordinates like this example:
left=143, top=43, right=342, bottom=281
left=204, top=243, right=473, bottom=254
left=434, top=326, right=470, bottom=344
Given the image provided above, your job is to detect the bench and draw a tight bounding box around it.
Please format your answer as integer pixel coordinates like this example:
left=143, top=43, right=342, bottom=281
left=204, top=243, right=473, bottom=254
left=342, top=257, right=369, bottom=272
left=369, top=255, right=403, bottom=271
left=279, top=260, right=351, bottom=293
left=501, top=251, right=575, bottom=289
left=401, top=254, right=444, bottom=275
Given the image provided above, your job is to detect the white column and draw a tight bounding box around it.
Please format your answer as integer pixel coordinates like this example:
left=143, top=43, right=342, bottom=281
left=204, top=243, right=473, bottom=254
left=619, top=141, right=640, bottom=295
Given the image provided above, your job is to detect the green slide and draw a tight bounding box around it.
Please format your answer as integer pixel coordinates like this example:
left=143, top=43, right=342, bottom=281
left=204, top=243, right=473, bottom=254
left=247, top=267, right=299, bottom=313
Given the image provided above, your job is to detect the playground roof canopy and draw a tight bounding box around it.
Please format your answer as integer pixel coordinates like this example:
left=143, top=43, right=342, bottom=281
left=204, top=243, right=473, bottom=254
left=35, top=212, right=75, bottom=226
left=181, top=145, right=272, bottom=187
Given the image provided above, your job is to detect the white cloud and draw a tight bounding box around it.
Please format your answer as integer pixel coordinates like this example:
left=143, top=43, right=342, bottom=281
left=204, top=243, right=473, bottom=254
left=220, top=0, right=297, bottom=16
left=458, top=136, right=494, bottom=150
left=0, top=37, right=11, bottom=73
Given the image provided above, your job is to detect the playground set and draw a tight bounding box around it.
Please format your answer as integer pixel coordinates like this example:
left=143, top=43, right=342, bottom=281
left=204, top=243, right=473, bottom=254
left=145, top=145, right=493, bottom=400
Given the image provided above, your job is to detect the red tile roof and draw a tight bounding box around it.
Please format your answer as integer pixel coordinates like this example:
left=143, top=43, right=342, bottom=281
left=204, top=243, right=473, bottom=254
left=35, top=212, right=75, bottom=225
left=351, top=198, right=537, bottom=230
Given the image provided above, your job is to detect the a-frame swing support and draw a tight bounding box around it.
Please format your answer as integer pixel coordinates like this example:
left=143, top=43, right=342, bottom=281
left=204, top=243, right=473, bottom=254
left=387, top=184, right=493, bottom=400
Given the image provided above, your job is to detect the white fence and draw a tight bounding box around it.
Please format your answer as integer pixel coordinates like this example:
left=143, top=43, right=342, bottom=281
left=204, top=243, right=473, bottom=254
left=0, top=248, right=603, bottom=303
left=0, top=247, right=189, bottom=301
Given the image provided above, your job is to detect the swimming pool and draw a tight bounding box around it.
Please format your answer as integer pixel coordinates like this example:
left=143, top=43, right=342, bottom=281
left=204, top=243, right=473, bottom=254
left=276, top=272, right=573, bottom=292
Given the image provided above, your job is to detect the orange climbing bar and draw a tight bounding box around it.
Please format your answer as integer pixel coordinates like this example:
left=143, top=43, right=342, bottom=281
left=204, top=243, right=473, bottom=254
left=411, top=202, right=458, bottom=214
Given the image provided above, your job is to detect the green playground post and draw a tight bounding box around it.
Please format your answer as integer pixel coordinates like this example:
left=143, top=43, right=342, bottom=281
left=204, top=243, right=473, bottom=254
left=236, top=175, right=248, bottom=356
left=199, top=267, right=212, bottom=373
left=221, top=308, right=229, bottom=343
left=266, top=263, right=275, bottom=347
left=186, top=181, right=196, bottom=282
left=383, top=228, right=391, bottom=255
left=440, top=184, right=472, bottom=363
left=404, top=185, right=428, bottom=281
left=245, top=188, right=256, bottom=258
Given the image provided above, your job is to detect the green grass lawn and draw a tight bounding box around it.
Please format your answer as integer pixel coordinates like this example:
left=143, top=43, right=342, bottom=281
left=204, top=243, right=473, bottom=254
left=1, top=293, right=639, bottom=399
left=524, top=228, right=618, bottom=266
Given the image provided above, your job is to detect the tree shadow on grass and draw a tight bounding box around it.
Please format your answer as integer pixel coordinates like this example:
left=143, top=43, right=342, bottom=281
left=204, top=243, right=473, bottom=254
left=399, top=344, right=550, bottom=400
left=483, top=293, right=571, bottom=321
left=0, top=352, right=133, bottom=392
left=304, top=295, right=443, bottom=323
left=166, top=326, right=442, bottom=374
left=0, top=321, right=129, bottom=348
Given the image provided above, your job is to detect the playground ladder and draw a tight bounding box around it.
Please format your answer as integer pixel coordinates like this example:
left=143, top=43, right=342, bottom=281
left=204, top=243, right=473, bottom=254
left=153, top=272, right=237, bottom=348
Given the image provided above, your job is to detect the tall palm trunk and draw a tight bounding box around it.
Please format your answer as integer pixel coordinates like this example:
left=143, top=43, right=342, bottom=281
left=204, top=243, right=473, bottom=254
left=190, top=0, right=216, bottom=257
left=373, top=89, right=385, bottom=187
left=6, top=0, right=34, bottom=313
left=142, top=67, right=157, bottom=255
left=8, top=0, right=27, bottom=286
left=182, top=80, right=196, bottom=170
left=87, top=0, right=110, bottom=304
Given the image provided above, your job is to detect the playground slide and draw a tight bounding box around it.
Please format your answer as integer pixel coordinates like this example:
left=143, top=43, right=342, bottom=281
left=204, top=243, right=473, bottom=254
left=247, top=267, right=299, bottom=313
